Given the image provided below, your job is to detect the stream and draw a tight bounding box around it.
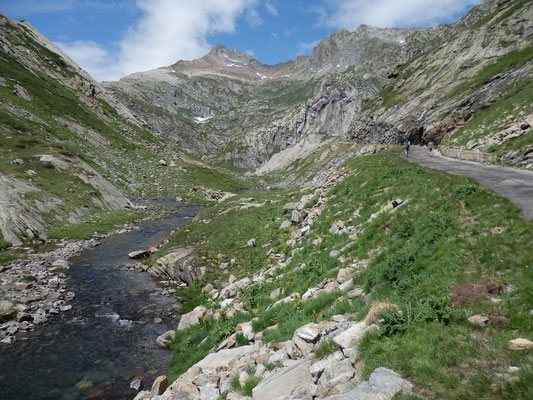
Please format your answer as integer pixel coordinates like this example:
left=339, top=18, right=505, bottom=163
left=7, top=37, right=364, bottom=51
left=0, top=201, right=204, bottom=400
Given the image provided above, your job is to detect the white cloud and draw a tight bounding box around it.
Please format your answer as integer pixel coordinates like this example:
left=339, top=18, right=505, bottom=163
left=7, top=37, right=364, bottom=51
left=325, top=0, right=483, bottom=29
left=265, top=0, right=278, bottom=16
left=55, top=40, right=115, bottom=79
left=56, top=0, right=258, bottom=81
left=245, top=7, right=264, bottom=28
left=245, top=49, right=255, bottom=57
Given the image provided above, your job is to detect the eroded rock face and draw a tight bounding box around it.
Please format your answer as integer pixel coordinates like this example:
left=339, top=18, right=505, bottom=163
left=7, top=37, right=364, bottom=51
left=0, top=174, right=50, bottom=246
left=102, top=1, right=532, bottom=173
left=151, top=248, right=207, bottom=285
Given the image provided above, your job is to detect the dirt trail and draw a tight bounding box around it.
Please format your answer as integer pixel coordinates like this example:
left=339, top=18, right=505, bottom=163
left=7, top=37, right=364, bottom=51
left=406, top=146, right=533, bottom=219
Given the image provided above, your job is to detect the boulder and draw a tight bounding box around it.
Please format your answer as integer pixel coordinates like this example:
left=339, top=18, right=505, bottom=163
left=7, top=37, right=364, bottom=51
left=333, top=322, right=370, bottom=349
left=326, top=367, right=413, bottom=400
left=323, top=281, right=339, bottom=293
left=317, top=358, right=356, bottom=396
left=196, top=344, right=260, bottom=371
left=151, top=247, right=204, bottom=285
left=252, top=358, right=313, bottom=400
left=0, top=300, right=13, bottom=316
left=199, top=383, right=220, bottom=400
left=202, top=283, right=214, bottom=293
left=17, top=312, right=33, bottom=322
left=337, top=268, right=355, bottom=284
left=468, top=315, right=489, bottom=327
left=15, top=282, right=31, bottom=291
left=270, top=287, right=283, bottom=299
left=130, top=378, right=143, bottom=391
left=177, top=306, right=207, bottom=331
left=347, top=288, right=365, bottom=299
left=508, top=338, right=533, bottom=350
left=280, top=220, right=291, bottom=229
left=269, top=347, right=289, bottom=364
left=339, top=278, right=353, bottom=291
left=329, top=250, right=340, bottom=258
left=156, top=330, right=176, bottom=348
left=291, top=210, right=303, bottom=223
left=247, top=238, right=256, bottom=247
left=133, top=390, right=151, bottom=400
left=235, top=277, right=252, bottom=289
left=295, top=323, right=322, bottom=343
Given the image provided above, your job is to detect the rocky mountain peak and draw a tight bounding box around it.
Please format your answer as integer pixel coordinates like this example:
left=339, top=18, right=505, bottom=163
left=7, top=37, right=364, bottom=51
left=168, top=43, right=269, bottom=81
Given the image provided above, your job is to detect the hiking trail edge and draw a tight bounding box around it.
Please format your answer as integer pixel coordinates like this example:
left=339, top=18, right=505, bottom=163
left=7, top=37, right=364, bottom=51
left=406, top=146, right=533, bottom=219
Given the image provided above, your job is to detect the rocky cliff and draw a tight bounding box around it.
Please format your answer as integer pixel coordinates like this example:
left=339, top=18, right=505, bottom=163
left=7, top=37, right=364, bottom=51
left=104, top=0, right=532, bottom=170
left=104, top=24, right=419, bottom=168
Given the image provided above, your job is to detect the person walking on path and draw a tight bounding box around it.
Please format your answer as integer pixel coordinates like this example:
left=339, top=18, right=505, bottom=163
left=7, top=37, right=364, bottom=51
left=427, top=141, right=434, bottom=156
left=403, top=140, right=411, bottom=158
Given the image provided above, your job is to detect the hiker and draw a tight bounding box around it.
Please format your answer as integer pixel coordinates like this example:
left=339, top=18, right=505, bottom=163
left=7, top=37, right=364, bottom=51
left=403, top=140, right=411, bottom=158
left=428, top=141, right=434, bottom=156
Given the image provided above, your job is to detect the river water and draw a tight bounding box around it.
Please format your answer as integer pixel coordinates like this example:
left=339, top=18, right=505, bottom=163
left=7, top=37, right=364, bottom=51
left=0, top=201, right=204, bottom=400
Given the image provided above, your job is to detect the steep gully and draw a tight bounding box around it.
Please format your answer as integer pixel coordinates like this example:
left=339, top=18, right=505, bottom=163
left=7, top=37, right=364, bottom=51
left=0, top=200, right=204, bottom=400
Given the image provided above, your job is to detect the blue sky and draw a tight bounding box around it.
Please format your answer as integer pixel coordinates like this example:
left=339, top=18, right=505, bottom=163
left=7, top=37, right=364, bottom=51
left=0, top=0, right=482, bottom=81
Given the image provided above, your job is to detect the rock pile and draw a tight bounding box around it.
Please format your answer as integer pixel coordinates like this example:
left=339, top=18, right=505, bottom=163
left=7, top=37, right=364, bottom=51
left=137, top=313, right=413, bottom=400
left=0, top=237, right=101, bottom=344
left=136, top=168, right=417, bottom=400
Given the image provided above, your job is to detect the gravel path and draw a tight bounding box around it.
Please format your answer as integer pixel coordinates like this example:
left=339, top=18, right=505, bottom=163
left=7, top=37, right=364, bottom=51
left=406, top=146, right=533, bottom=219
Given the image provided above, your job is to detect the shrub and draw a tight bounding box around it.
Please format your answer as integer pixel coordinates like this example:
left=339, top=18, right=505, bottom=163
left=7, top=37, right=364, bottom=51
left=453, top=182, right=482, bottom=199
left=378, top=296, right=457, bottom=337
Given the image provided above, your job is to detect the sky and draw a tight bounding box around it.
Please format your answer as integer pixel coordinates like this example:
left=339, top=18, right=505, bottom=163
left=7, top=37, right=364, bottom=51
left=0, top=0, right=483, bottom=82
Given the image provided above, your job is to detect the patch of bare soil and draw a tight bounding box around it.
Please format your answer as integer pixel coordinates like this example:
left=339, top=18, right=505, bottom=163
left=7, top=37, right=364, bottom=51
left=449, top=276, right=504, bottom=308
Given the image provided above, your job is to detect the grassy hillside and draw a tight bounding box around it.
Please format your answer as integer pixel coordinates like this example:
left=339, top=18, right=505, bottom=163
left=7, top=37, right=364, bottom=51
left=156, top=149, right=533, bottom=399
left=0, top=15, right=251, bottom=248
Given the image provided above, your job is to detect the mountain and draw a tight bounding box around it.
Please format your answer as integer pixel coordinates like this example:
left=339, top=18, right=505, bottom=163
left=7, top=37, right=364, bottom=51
left=1, top=0, right=531, bottom=245
left=104, top=0, right=532, bottom=170
left=0, top=14, right=248, bottom=246
left=103, top=25, right=420, bottom=168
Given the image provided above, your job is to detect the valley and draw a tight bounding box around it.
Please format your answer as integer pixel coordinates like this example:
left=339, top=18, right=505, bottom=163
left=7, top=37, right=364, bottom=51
left=0, top=0, right=532, bottom=399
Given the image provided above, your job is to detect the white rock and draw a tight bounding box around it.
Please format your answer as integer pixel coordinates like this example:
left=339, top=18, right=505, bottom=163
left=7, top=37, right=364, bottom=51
left=339, top=278, right=353, bottom=291
left=317, top=358, right=356, bottom=395
left=468, top=314, right=489, bottom=327
left=252, top=358, right=313, bottom=400
left=270, top=287, right=282, bottom=300
left=333, top=322, right=371, bottom=349
left=280, top=220, right=291, bottom=229
left=156, top=330, right=176, bottom=348
left=347, top=288, right=365, bottom=299
left=338, top=367, right=413, bottom=399
left=177, top=305, right=206, bottom=331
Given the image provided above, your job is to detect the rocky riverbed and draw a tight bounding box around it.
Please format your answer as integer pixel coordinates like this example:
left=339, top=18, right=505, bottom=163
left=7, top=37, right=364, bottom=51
left=0, top=201, right=204, bottom=400
left=1, top=236, right=110, bottom=344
